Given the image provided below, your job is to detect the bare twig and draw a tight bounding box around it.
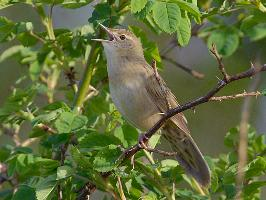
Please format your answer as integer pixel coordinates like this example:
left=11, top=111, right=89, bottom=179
left=210, top=91, right=261, bottom=101
left=235, top=75, right=261, bottom=199
left=161, top=56, right=205, bottom=79
left=210, top=44, right=230, bottom=82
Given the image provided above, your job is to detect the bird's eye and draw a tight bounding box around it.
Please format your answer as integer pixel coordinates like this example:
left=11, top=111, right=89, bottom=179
left=119, top=34, right=126, bottom=40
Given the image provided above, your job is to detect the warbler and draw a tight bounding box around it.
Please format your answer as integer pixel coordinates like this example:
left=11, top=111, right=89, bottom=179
left=93, top=24, right=210, bottom=186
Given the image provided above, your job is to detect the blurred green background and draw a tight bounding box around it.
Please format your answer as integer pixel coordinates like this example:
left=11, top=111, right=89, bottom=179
left=0, top=3, right=265, bottom=163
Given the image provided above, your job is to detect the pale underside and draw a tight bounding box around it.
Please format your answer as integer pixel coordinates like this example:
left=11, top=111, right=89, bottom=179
left=105, top=52, right=210, bottom=186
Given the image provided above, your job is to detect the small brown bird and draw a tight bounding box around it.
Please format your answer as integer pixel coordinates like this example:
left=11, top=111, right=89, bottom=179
left=93, top=24, right=210, bottom=186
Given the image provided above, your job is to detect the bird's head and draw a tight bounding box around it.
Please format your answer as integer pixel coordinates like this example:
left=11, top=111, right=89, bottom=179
left=92, top=24, right=143, bottom=57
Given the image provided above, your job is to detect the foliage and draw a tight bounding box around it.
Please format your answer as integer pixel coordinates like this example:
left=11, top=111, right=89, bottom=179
left=0, top=0, right=266, bottom=199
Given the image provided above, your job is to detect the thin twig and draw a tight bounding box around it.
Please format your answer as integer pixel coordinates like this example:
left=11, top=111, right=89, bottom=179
left=210, top=44, right=230, bottom=82
left=235, top=75, right=261, bottom=199
left=162, top=56, right=205, bottom=79
left=117, top=176, right=126, bottom=200
left=210, top=91, right=261, bottom=101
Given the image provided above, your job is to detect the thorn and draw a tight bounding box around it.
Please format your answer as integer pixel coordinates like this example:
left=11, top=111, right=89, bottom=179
left=216, top=76, right=221, bottom=81
left=130, top=154, right=135, bottom=170
left=250, top=62, right=255, bottom=69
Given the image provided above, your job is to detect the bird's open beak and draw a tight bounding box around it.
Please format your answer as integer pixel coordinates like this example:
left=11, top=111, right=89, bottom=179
left=91, top=23, right=116, bottom=42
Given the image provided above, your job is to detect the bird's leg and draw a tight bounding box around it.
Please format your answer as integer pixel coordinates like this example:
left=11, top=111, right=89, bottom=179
left=138, top=133, right=149, bottom=149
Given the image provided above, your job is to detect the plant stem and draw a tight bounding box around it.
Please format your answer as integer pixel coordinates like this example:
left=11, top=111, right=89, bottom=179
left=72, top=41, right=100, bottom=110
left=143, top=150, right=174, bottom=200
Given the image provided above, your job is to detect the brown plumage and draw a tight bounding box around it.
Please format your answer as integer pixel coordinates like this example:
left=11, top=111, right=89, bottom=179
left=93, top=24, right=211, bottom=187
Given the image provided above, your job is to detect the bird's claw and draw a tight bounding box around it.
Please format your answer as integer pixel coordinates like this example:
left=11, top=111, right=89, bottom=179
left=138, top=133, right=149, bottom=149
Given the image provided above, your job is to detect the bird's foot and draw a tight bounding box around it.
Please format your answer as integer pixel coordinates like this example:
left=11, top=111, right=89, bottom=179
left=138, top=133, right=149, bottom=150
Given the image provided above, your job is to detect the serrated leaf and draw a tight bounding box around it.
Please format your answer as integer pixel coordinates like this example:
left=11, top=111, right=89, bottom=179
left=93, top=145, right=123, bottom=172
left=79, top=132, right=121, bottom=150
left=177, top=13, right=191, bottom=46
left=134, top=0, right=154, bottom=19
left=131, top=0, right=147, bottom=13
left=55, top=112, right=88, bottom=133
left=56, top=165, right=74, bottom=180
left=169, top=0, right=201, bottom=23
left=152, top=2, right=181, bottom=33
left=70, top=145, right=93, bottom=169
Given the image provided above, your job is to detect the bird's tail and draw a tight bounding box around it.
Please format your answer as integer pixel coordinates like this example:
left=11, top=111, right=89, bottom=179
left=163, top=124, right=210, bottom=187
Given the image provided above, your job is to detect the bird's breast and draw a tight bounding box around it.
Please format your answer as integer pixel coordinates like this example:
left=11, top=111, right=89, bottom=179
left=107, top=59, right=161, bottom=130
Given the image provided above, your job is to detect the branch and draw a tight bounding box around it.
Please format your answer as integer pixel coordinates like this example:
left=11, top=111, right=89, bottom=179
left=210, top=44, right=230, bottom=82
left=113, top=62, right=266, bottom=175
left=161, top=55, right=205, bottom=79
left=210, top=91, right=261, bottom=101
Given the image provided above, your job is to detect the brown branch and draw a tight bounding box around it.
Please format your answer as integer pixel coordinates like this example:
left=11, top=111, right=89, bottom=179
left=235, top=75, right=261, bottom=199
left=112, top=63, right=266, bottom=176
left=161, top=56, right=205, bottom=79
left=210, top=44, right=230, bottom=82
left=210, top=91, right=261, bottom=101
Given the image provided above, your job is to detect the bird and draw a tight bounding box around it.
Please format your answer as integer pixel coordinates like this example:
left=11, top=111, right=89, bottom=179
left=92, top=24, right=211, bottom=187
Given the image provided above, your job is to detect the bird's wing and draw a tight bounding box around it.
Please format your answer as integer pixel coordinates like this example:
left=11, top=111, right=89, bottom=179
left=144, top=64, right=211, bottom=186
left=144, top=64, right=190, bottom=134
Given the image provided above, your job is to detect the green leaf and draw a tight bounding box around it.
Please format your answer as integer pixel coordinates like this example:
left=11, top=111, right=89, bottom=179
left=134, top=0, right=154, bottom=19
left=39, top=0, right=64, bottom=4
left=70, top=145, right=93, bottom=169
left=131, top=0, right=148, bottom=13
left=152, top=1, right=181, bottom=33
left=55, top=112, right=88, bottom=133
left=0, top=146, right=11, bottom=162
left=12, top=185, right=36, bottom=200
left=29, top=61, right=42, bottom=81
left=168, top=0, right=201, bottom=21
left=177, top=13, right=191, bottom=46
left=114, top=124, right=138, bottom=147
left=35, top=175, right=57, bottom=200
left=32, top=110, right=62, bottom=125
left=175, top=189, right=208, bottom=200
left=93, top=145, right=123, bottom=172
left=243, top=181, right=266, bottom=196
left=224, top=127, right=238, bottom=148
left=29, top=125, right=47, bottom=138
left=224, top=184, right=236, bottom=199
left=0, top=16, right=15, bottom=42
left=79, top=132, right=121, bottom=150
left=15, top=22, right=33, bottom=33
left=56, top=165, right=74, bottom=180
left=129, top=26, right=161, bottom=66
left=42, top=101, right=71, bottom=112
left=88, top=3, right=118, bottom=26
left=207, top=27, right=239, bottom=57
left=62, top=0, right=93, bottom=9
left=245, top=157, right=266, bottom=179
left=141, top=192, right=158, bottom=200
